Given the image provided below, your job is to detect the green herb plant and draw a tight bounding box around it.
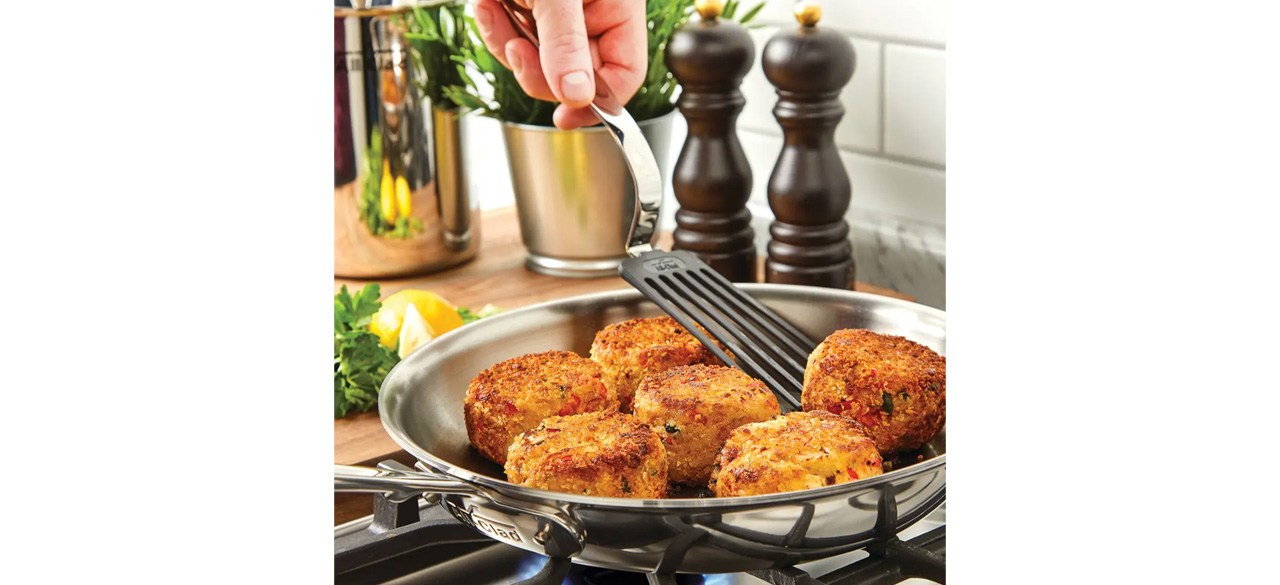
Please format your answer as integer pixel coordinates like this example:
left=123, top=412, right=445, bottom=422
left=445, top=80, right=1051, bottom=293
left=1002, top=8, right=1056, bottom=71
left=406, top=2, right=473, bottom=108
left=445, top=0, right=767, bottom=126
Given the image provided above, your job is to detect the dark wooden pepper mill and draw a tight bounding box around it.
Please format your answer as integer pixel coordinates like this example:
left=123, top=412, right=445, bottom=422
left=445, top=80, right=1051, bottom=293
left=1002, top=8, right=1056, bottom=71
left=762, top=1, right=857, bottom=288
left=665, top=0, right=757, bottom=282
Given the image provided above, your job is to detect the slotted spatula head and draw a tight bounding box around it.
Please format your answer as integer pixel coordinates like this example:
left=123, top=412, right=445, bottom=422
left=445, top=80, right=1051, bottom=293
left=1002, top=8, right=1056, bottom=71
left=620, top=250, right=815, bottom=410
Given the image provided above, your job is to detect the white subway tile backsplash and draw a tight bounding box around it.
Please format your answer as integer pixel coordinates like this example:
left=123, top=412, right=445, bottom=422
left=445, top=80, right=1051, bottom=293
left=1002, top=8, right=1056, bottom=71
left=751, top=0, right=798, bottom=25
left=738, top=26, right=781, bottom=138
left=740, top=130, right=783, bottom=209
left=738, top=27, right=881, bottom=153
left=840, top=149, right=945, bottom=225
left=884, top=44, right=946, bottom=166
left=836, top=37, right=881, bottom=152
left=753, top=0, right=946, bottom=48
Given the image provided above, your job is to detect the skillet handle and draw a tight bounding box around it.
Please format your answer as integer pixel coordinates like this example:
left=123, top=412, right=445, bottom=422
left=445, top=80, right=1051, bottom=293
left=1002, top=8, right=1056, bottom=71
left=334, top=464, right=474, bottom=503
left=333, top=462, right=587, bottom=558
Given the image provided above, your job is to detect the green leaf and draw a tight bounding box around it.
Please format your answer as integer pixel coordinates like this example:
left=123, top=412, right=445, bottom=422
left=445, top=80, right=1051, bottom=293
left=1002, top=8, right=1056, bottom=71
left=457, top=307, right=480, bottom=324
left=723, top=0, right=739, bottom=19
left=457, top=304, right=502, bottom=324
left=737, top=1, right=767, bottom=25
left=881, top=391, right=894, bottom=414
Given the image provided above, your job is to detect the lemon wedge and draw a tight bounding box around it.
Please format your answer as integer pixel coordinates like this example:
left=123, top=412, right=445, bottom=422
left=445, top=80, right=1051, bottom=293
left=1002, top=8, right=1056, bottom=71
left=369, top=289, right=465, bottom=350
left=397, top=303, right=434, bottom=359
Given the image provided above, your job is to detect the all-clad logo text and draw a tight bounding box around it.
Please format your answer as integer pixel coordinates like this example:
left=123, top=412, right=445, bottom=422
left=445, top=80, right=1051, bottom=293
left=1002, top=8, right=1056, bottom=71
left=444, top=501, right=523, bottom=543
left=644, top=256, right=685, bottom=272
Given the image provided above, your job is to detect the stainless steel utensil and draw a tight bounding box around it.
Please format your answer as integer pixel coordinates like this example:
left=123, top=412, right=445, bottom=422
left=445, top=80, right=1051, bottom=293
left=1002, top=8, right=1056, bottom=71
left=333, top=284, right=946, bottom=573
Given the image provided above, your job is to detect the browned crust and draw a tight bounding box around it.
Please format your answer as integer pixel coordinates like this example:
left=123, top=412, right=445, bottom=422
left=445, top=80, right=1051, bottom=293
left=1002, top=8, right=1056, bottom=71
left=632, top=364, right=780, bottom=485
left=589, top=316, right=724, bottom=412
left=801, top=329, right=946, bottom=454
left=710, top=411, right=884, bottom=497
left=504, top=411, right=669, bottom=498
left=463, top=350, right=619, bottom=465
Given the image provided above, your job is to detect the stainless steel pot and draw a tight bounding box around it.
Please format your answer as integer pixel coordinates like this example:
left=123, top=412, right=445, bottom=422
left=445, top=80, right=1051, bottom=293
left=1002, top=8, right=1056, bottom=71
left=333, top=1, right=479, bottom=278
left=501, top=113, right=674, bottom=278
left=334, top=284, right=946, bottom=573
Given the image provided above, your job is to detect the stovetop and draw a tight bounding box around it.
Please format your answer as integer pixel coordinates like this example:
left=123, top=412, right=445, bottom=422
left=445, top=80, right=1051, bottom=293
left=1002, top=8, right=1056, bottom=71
left=335, top=492, right=945, bottom=585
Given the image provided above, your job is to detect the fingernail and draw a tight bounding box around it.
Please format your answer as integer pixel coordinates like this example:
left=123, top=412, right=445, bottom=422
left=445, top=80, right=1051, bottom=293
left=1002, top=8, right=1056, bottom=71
left=559, top=71, right=593, bottom=104
left=505, top=44, right=523, bottom=74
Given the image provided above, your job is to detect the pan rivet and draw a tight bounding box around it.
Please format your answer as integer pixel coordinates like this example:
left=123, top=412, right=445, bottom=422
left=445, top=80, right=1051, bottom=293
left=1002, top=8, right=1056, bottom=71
left=534, top=525, right=551, bottom=545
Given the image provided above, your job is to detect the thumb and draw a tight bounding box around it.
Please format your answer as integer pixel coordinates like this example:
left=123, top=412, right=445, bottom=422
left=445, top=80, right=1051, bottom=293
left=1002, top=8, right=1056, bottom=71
left=532, top=0, right=596, bottom=108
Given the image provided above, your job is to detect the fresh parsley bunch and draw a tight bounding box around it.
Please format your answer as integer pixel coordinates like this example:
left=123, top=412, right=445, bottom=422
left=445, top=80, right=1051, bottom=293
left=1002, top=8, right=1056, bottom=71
left=334, top=284, right=401, bottom=418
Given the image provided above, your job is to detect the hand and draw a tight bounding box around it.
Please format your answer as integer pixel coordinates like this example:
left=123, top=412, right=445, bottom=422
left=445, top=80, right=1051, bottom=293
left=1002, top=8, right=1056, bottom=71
left=474, top=0, right=647, bottom=130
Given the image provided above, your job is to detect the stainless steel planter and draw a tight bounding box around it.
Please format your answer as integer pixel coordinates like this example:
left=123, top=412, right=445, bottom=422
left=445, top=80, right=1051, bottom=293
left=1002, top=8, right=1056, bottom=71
left=501, top=113, right=674, bottom=278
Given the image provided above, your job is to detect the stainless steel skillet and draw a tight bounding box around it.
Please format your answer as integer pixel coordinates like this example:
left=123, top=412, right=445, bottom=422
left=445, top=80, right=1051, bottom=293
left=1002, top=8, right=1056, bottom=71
left=334, top=285, right=946, bottom=573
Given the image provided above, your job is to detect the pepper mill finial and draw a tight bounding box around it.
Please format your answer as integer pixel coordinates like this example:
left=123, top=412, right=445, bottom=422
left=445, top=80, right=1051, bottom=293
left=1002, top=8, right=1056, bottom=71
left=695, top=0, right=724, bottom=21
left=761, top=3, right=857, bottom=288
left=794, top=0, right=822, bottom=27
left=666, top=1, right=758, bottom=282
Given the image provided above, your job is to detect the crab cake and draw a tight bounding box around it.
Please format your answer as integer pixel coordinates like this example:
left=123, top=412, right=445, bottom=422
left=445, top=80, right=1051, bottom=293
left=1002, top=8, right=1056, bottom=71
left=464, top=350, right=619, bottom=465
left=590, top=316, right=724, bottom=412
left=801, top=329, right=945, bottom=454
left=505, top=411, right=668, bottom=498
left=632, top=365, right=780, bottom=486
left=710, top=411, right=884, bottom=497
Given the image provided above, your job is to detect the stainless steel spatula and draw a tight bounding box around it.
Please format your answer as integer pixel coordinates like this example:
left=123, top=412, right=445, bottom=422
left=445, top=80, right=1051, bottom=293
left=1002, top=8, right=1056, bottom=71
left=499, top=1, right=813, bottom=409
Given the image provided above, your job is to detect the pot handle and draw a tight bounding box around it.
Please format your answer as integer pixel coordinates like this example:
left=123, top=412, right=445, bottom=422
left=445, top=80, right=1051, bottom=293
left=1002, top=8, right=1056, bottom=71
left=334, top=464, right=475, bottom=503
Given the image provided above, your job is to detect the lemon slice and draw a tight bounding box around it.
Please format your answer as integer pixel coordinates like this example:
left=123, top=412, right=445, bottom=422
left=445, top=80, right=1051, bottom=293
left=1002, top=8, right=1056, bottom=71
left=398, top=303, right=435, bottom=359
left=369, top=289, right=464, bottom=350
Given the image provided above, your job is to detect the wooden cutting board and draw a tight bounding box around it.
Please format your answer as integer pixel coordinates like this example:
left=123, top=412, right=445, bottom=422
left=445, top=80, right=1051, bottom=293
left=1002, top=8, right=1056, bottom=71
left=333, top=206, right=911, bottom=523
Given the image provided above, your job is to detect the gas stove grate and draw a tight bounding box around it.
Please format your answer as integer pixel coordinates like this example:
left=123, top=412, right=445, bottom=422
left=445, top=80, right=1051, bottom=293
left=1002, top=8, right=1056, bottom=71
left=335, top=461, right=944, bottom=585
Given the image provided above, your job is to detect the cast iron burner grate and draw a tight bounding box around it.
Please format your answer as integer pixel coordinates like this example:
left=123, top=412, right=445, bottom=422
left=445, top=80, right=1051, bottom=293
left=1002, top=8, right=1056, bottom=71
left=336, top=462, right=944, bottom=585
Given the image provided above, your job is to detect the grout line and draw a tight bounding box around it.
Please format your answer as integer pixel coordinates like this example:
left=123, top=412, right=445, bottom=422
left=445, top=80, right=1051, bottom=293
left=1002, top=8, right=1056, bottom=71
left=737, top=127, right=946, bottom=171
left=851, top=147, right=945, bottom=172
